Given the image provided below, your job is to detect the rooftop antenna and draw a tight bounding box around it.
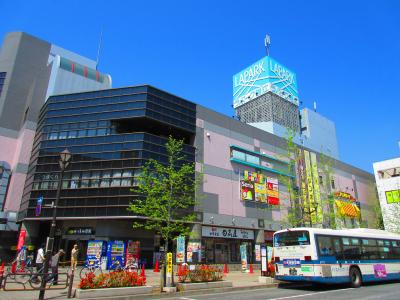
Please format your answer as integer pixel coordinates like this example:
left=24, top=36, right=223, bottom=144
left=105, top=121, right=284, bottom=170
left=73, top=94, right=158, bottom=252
left=264, top=34, right=271, bottom=56
left=96, top=28, right=103, bottom=71
left=313, top=101, right=317, bottom=112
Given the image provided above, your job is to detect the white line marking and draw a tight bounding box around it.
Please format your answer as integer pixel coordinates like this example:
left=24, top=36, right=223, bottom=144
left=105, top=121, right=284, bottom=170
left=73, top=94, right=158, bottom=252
left=266, top=287, right=354, bottom=300
left=180, top=298, right=197, bottom=300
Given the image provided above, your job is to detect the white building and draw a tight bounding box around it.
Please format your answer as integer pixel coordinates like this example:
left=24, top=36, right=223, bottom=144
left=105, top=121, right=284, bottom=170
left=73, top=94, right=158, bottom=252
left=373, top=157, right=400, bottom=233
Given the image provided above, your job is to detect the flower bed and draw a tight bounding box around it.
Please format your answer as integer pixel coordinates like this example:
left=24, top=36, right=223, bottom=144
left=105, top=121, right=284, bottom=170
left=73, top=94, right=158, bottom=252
left=177, top=264, right=224, bottom=283
left=79, top=271, right=146, bottom=289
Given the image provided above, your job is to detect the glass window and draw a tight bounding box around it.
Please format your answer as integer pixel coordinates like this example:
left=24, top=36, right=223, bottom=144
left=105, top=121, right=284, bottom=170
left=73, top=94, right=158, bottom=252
left=231, top=150, right=246, bottom=161
left=342, top=237, right=361, bottom=260
left=78, top=130, right=86, bottom=137
left=273, top=230, right=310, bottom=247
left=316, top=235, right=334, bottom=256
left=68, top=130, right=77, bottom=139
left=33, top=182, right=40, bottom=190
left=71, top=172, right=80, bottom=189
left=90, top=171, right=100, bottom=187
left=246, top=153, right=260, bottom=165
left=49, top=132, right=59, bottom=140
left=59, top=131, right=67, bottom=139
left=41, top=181, right=49, bottom=189
left=81, top=172, right=90, bottom=188
left=87, top=129, right=96, bottom=137
left=97, top=128, right=107, bottom=136
left=121, top=178, right=131, bottom=186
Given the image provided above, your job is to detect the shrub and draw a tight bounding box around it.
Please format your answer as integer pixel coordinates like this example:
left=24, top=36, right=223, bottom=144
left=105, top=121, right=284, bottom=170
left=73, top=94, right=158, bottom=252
left=177, top=264, right=224, bottom=283
left=79, top=271, right=146, bottom=289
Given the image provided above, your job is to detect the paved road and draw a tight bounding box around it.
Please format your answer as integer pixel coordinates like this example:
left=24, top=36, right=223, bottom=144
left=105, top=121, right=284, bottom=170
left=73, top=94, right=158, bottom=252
left=156, top=282, right=400, bottom=300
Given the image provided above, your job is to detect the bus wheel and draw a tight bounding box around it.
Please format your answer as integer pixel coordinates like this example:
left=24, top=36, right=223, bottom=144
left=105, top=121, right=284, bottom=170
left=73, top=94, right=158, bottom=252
left=349, top=267, right=362, bottom=288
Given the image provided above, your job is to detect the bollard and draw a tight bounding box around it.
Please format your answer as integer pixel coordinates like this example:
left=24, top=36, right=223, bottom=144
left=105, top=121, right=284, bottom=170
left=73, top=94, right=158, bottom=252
left=67, top=269, right=75, bottom=298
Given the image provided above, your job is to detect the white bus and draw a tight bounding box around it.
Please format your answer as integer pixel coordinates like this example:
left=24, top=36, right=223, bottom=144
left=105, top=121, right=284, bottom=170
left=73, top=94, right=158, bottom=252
left=273, top=227, right=400, bottom=287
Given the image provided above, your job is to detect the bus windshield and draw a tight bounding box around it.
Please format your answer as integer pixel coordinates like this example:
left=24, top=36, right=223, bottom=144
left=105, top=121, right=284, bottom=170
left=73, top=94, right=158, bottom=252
left=274, top=230, right=310, bottom=246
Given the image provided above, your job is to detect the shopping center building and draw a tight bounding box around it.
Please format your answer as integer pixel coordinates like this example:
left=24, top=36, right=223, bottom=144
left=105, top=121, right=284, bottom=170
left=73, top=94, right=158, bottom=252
left=18, top=82, right=379, bottom=265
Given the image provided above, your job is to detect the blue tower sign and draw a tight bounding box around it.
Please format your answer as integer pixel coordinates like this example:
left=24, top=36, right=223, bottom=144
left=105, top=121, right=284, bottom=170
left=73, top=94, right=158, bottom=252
left=233, top=56, right=298, bottom=108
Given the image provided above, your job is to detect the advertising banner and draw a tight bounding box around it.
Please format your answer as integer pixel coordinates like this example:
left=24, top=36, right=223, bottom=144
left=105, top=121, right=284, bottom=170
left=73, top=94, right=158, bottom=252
left=240, top=244, right=248, bottom=272
left=240, top=180, right=255, bottom=201
left=261, top=246, right=267, bottom=272
left=267, top=177, right=279, bottom=205
left=385, top=189, right=400, bottom=204
left=310, top=152, right=323, bottom=223
left=304, top=150, right=316, bottom=223
left=35, top=196, right=43, bottom=216
left=255, top=244, right=261, bottom=262
left=255, top=183, right=267, bottom=202
left=187, top=242, right=201, bottom=263
left=176, top=236, right=185, bottom=263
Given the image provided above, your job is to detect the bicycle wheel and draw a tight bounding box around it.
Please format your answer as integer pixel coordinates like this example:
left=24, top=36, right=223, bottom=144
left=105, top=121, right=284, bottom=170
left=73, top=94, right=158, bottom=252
left=80, top=267, right=93, bottom=279
left=15, top=269, right=32, bottom=285
left=6, top=266, right=16, bottom=281
left=29, top=274, right=43, bottom=289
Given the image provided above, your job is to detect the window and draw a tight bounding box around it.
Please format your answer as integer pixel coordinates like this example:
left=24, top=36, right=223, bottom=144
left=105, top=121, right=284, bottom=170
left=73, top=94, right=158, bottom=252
left=361, top=239, right=379, bottom=260
left=246, top=154, right=260, bottom=165
left=81, top=172, right=90, bottom=188
left=319, top=175, right=323, bottom=185
left=273, top=230, right=310, bottom=247
left=231, top=150, right=246, bottom=161
left=331, top=179, right=335, bottom=189
left=90, top=171, right=100, bottom=187
left=316, top=235, right=334, bottom=256
left=71, top=172, right=80, bottom=189
left=342, top=237, right=361, bottom=260
left=111, top=170, right=122, bottom=187
left=68, top=131, right=77, bottom=139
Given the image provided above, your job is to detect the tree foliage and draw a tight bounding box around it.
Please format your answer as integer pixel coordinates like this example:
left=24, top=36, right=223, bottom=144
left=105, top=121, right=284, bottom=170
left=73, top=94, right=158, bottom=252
left=128, top=136, right=201, bottom=251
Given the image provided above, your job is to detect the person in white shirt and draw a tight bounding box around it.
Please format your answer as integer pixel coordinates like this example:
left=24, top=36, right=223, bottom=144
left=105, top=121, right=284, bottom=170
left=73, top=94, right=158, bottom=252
left=32, top=244, right=45, bottom=282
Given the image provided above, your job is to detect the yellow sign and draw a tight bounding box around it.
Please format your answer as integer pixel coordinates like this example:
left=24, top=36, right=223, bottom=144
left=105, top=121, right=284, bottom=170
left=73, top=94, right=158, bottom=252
left=166, top=252, right=173, bottom=277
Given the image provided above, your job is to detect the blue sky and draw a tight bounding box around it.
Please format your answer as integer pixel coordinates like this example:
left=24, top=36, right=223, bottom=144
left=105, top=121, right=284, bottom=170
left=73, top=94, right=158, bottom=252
left=1, top=0, right=399, bottom=172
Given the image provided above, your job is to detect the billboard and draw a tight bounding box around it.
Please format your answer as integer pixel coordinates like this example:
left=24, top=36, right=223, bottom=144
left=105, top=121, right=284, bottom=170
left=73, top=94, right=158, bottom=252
left=240, top=170, right=279, bottom=205
left=233, top=56, right=298, bottom=108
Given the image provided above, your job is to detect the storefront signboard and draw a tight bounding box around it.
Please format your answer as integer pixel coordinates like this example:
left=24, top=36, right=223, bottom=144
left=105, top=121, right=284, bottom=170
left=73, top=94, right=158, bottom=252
left=202, top=226, right=254, bottom=240
left=255, top=244, right=261, bottom=261
left=240, top=244, right=248, bottom=272
left=261, top=245, right=267, bottom=272
left=66, top=227, right=94, bottom=235
left=166, top=252, right=173, bottom=277
left=176, top=236, right=185, bottom=263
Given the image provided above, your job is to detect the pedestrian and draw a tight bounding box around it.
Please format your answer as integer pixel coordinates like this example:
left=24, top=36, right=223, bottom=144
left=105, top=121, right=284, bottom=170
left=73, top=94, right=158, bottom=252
left=49, top=249, right=64, bottom=284
left=32, top=244, right=45, bottom=282
left=71, top=244, right=79, bottom=271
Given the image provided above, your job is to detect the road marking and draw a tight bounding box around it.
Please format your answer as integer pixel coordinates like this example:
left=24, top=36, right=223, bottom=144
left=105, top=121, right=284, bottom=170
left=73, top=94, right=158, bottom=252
left=266, top=288, right=354, bottom=300
left=180, top=298, right=197, bottom=300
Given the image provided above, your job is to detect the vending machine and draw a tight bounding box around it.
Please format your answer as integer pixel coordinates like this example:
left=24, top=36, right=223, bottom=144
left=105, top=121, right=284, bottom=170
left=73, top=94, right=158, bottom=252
left=126, top=241, right=140, bottom=265
left=86, top=240, right=106, bottom=267
left=106, top=240, right=126, bottom=270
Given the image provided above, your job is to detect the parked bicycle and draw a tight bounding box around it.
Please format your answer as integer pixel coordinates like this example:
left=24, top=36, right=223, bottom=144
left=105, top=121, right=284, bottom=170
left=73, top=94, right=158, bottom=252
left=79, top=259, right=102, bottom=279
left=6, top=254, right=35, bottom=284
left=109, top=259, right=139, bottom=273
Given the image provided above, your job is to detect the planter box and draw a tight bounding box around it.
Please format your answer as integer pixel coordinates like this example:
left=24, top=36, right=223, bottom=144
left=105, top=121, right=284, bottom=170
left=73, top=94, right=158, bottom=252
left=76, top=285, right=153, bottom=299
left=176, top=281, right=233, bottom=292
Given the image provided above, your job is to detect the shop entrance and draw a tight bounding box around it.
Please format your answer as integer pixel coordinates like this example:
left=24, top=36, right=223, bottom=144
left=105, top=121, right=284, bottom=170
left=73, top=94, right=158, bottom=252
left=215, top=243, right=228, bottom=263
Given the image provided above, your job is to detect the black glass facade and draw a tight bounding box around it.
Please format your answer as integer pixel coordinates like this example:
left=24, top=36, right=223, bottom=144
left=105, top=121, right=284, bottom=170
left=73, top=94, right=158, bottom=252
left=19, top=85, right=196, bottom=221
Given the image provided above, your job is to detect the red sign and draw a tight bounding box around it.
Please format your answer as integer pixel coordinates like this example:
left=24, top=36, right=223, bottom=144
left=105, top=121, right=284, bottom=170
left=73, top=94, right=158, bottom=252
left=17, top=230, right=27, bottom=251
left=126, top=241, right=140, bottom=263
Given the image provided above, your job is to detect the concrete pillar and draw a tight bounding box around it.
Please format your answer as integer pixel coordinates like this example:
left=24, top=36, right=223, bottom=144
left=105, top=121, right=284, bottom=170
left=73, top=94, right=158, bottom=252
left=255, top=229, right=265, bottom=244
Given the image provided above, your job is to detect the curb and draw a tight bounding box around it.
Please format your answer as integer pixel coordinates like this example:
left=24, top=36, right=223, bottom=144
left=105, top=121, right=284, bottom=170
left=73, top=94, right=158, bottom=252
left=69, top=283, right=279, bottom=300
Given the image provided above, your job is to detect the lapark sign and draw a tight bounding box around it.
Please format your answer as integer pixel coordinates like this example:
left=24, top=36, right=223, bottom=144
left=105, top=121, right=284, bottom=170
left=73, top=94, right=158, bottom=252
left=233, top=56, right=298, bottom=108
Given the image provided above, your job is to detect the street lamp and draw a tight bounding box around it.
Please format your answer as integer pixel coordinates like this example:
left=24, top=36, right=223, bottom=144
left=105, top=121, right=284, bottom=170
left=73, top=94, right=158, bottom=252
left=39, top=149, right=71, bottom=300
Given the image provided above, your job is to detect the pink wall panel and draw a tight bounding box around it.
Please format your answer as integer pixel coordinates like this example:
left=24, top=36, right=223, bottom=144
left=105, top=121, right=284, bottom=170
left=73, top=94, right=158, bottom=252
left=14, top=128, right=35, bottom=165
left=333, top=173, right=356, bottom=198
left=203, top=131, right=253, bottom=170
left=356, top=180, right=372, bottom=205
left=0, top=135, right=17, bottom=167
left=203, top=174, right=246, bottom=217
left=4, top=172, right=27, bottom=212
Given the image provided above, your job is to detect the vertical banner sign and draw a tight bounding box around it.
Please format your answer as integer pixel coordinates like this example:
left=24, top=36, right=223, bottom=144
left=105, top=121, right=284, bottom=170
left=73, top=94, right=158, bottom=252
left=310, top=152, right=323, bottom=223
left=176, top=236, right=185, bottom=263
left=298, top=149, right=310, bottom=224
left=255, top=244, right=261, bottom=261
left=304, top=150, right=316, bottom=224
left=35, top=196, right=43, bottom=216
left=166, top=252, right=173, bottom=277
left=261, top=245, right=267, bottom=272
left=12, top=230, right=27, bottom=272
left=240, top=244, right=248, bottom=272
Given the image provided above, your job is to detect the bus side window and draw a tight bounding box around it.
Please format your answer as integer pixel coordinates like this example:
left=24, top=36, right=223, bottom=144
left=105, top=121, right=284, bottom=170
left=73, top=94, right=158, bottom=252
left=332, top=237, right=344, bottom=260
left=342, top=237, right=361, bottom=260
left=317, top=236, right=333, bottom=257
left=362, top=239, right=378, bottom=260
left=392, top=241, right=400, bottom=259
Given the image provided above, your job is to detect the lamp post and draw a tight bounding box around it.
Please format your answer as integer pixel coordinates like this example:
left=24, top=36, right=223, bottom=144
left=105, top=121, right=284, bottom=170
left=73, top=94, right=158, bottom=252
left=39, top=149, right=71, bottom=300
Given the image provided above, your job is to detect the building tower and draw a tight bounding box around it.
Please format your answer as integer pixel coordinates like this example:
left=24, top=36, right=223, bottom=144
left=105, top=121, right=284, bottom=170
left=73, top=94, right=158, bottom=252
left=0, top=32, right=111, bottom=251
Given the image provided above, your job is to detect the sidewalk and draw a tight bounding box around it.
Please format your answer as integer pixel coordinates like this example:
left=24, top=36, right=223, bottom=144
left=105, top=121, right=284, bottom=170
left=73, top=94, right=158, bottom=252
left=0, top=267, right=276, bottom=300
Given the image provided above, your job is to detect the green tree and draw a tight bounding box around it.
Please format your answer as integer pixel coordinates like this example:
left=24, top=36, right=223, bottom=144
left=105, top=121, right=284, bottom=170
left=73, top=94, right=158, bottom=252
left=128, top=136, right=201, bottom=285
